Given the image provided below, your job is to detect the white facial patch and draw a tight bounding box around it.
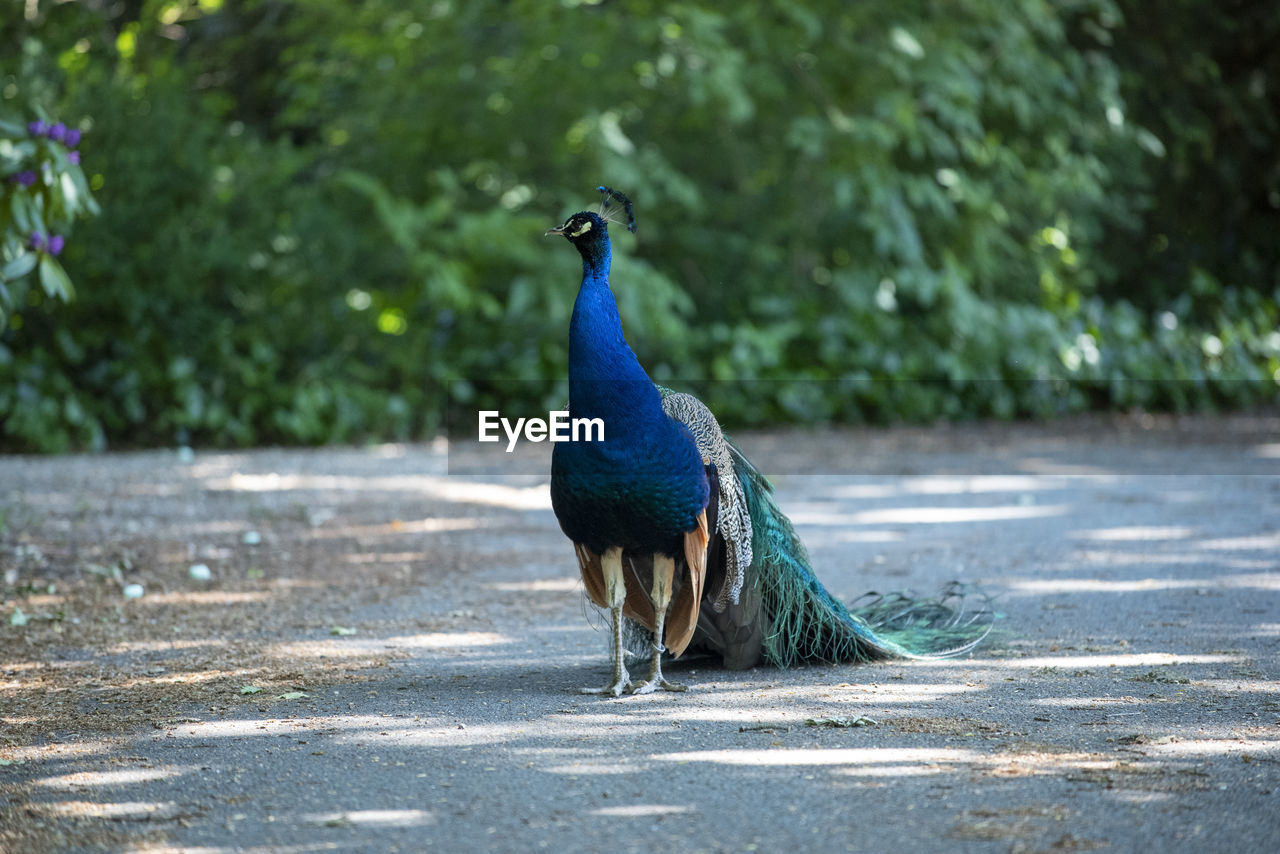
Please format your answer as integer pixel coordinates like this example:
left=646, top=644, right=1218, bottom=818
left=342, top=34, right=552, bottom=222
left=569, top=219, right=593, bottom=237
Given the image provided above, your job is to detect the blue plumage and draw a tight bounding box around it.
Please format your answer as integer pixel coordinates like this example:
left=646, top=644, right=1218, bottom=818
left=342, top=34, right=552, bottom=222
left=549, top=210, right=708, bottom=559
left=547, top=192, right=990, bottom=696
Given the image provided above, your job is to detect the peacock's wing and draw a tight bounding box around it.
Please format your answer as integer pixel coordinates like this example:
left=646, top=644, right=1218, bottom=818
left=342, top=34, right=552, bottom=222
left=658, top=389, right=753, bottom=610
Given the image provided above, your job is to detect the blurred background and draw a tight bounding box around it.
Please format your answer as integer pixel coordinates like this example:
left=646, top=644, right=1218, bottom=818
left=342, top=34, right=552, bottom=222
left=0, top=0, right=1277, bottom=454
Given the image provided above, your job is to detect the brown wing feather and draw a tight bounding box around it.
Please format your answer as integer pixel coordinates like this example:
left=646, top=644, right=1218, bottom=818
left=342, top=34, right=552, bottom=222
left=573, top=544, right=607, bottom=609
left=573, top=544, right=661, bottom=630
left=664, top=509, right=709, bottom=656
left=620, top=553, right=657, bottom=629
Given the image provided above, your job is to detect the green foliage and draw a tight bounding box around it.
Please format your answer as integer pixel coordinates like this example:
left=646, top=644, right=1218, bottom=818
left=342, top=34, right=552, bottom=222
left=0, top=107, right=98, bottom=334
left=0, top=0, right=1275, bottom=452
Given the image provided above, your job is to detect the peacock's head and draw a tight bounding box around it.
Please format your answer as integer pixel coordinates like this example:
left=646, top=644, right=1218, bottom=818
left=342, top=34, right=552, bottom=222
left=545, top=187, right=637, bottom=259
left=545, top=211, right=607, bottom=247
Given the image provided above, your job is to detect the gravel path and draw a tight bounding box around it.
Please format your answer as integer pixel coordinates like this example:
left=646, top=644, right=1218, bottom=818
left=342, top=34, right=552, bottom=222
left=2, top=415, right=1278, bottom=852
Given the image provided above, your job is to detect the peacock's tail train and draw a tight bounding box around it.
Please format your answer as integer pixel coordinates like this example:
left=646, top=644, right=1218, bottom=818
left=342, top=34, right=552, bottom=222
left=732, top=442, right=993, bottom=668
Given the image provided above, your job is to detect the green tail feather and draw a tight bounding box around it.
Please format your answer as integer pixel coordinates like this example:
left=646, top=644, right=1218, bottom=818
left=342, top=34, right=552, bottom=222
left=732, top=443, right=992, bottom=667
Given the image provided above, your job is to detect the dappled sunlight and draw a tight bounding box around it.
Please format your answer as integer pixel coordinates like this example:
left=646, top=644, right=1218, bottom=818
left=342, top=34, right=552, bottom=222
left=831, top=764, right=952, bottom=777
left=310, top=517, right=486, bottom=539
left=3, top=739, right=122, bottom=762
left=1072, top=526, right=1195, bottom=542
left=1112, top=791, right=1177, bottom=804
left=110, top=638, right=230, bottom=653
left=269, top=631, right=513, bottom=659
left=1017, top=458, right=1115, bottom=476
left=368, top=443, right=413, bottom=459
left=1181, top=679, right=1279, bottom=694
left=342, top=551, right=431, bottom=565
left=827, top=475, right=1094, bottom=499
left=126, top=845, right=345, bottom=854
left=1030, top=696, right=1160, bottom=709
left=831, top=529, right=906, bottom=543
left=163, top=519, right=256, bottom=535
left=34, top=766, right=192, bottom=790
left=116, top=668, right=259, bottom=689
left=1197, top=533, right=1280, bottom=551
left=790, top=503, right=1069, bottom=526
left=11, top=591, right=65, bottom=609
left=928, top=652, right=1244, bottom=669
left=1006, top=574, right=1280, bottom=594
left=651, top=747, right=984, bottom=766
left=1150, top=739, right=1280, bottom=758
left=201, top=472, right=551, bottom=511
left=487, top=578, right=582, bottom=593
left=300, top=809, right=434, bottom=827
left=163, top=717, right=359, bottom=739
left=591, top=804, right=695, bottom=817
left=313, top=715, right=675, bottom=748
left=650, top=708, right=808, bottom=724
left=136, top=591, right=273, bottom=605
left=114, top=482, right=185, bottom=498
left=187, top=455, right=253, bottom=479
left=641, top=682, right=984, bottom=713
left=41, top=800, right=187, bottom=820
left=544, top=763, right=640, bottom=775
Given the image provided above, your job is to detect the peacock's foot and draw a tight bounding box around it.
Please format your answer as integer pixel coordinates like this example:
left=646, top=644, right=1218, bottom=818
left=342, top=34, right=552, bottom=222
left=627, top=678, right=687, bottom=695
left=580, top=670, right=630, bottom=697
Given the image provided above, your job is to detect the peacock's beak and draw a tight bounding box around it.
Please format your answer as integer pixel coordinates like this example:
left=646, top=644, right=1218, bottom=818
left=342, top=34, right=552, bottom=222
left=544, top=225, right=566, bottom=237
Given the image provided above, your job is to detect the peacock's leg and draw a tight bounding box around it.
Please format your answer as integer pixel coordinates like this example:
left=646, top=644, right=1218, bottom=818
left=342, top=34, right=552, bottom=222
left=581, top=546, right=630, bottom=697
left=629, top=553, right=687, bottom=694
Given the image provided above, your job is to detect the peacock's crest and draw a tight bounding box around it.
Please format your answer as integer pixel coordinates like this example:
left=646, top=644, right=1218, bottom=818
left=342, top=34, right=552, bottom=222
left=596, top=185, right=637, bottom=234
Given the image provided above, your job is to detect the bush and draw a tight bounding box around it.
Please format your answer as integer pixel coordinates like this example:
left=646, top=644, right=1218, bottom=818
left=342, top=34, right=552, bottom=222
left=0, top=0, right=1275, bottom=452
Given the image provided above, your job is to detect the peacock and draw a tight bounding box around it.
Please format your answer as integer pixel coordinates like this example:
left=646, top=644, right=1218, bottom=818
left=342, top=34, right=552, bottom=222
left=548, top=187, right=989, bottom=696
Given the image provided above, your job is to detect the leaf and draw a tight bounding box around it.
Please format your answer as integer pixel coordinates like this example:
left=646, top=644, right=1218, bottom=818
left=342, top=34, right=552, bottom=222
left=277, top=691, right=310, bottom=700
left=239, top=685, right=263, bottom=694
left=9, top=607, right=28, bottom=627
left=10, top=193, right=32, bottom=233
left=39, top=256, right=75, bottom=302
left=1, top=252, right=37, bottom=282
left=330, top=625, right=357, bottom=636
left=804, top=716, right=877, bottom=728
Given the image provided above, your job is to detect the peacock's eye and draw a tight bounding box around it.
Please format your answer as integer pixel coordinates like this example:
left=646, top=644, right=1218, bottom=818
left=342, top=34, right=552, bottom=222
left=569, top=218, right=593, bottom=237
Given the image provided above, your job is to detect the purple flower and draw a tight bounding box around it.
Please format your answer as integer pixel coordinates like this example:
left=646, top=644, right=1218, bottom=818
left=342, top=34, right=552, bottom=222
left=67, top=151, right=81, bottom=165
left=48, top=122, right=67, bottom=142
left=65, top=128, right=82, bottom=147
left=28, top=120, right=48, bottom=137
left=48, top=235, right=65, bottom=256
left=11, top=170, right=37, bottom=186
left=30, top=232, right=46, bottom=251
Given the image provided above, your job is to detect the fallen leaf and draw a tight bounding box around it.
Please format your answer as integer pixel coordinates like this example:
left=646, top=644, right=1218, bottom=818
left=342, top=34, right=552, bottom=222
left=805, top=716, right=877, bottom=728
left=239, top=685, right=263, bottom=695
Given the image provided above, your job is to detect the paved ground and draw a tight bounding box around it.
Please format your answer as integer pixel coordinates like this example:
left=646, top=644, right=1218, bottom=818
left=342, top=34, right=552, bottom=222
left=2, top=415, right=1279, bottom=853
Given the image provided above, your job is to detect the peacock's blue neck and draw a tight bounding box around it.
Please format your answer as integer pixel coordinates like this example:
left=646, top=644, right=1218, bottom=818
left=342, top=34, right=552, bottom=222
left=567, top=239, right=662, bottom=425
left=551, top=220, right=710, bottom=558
